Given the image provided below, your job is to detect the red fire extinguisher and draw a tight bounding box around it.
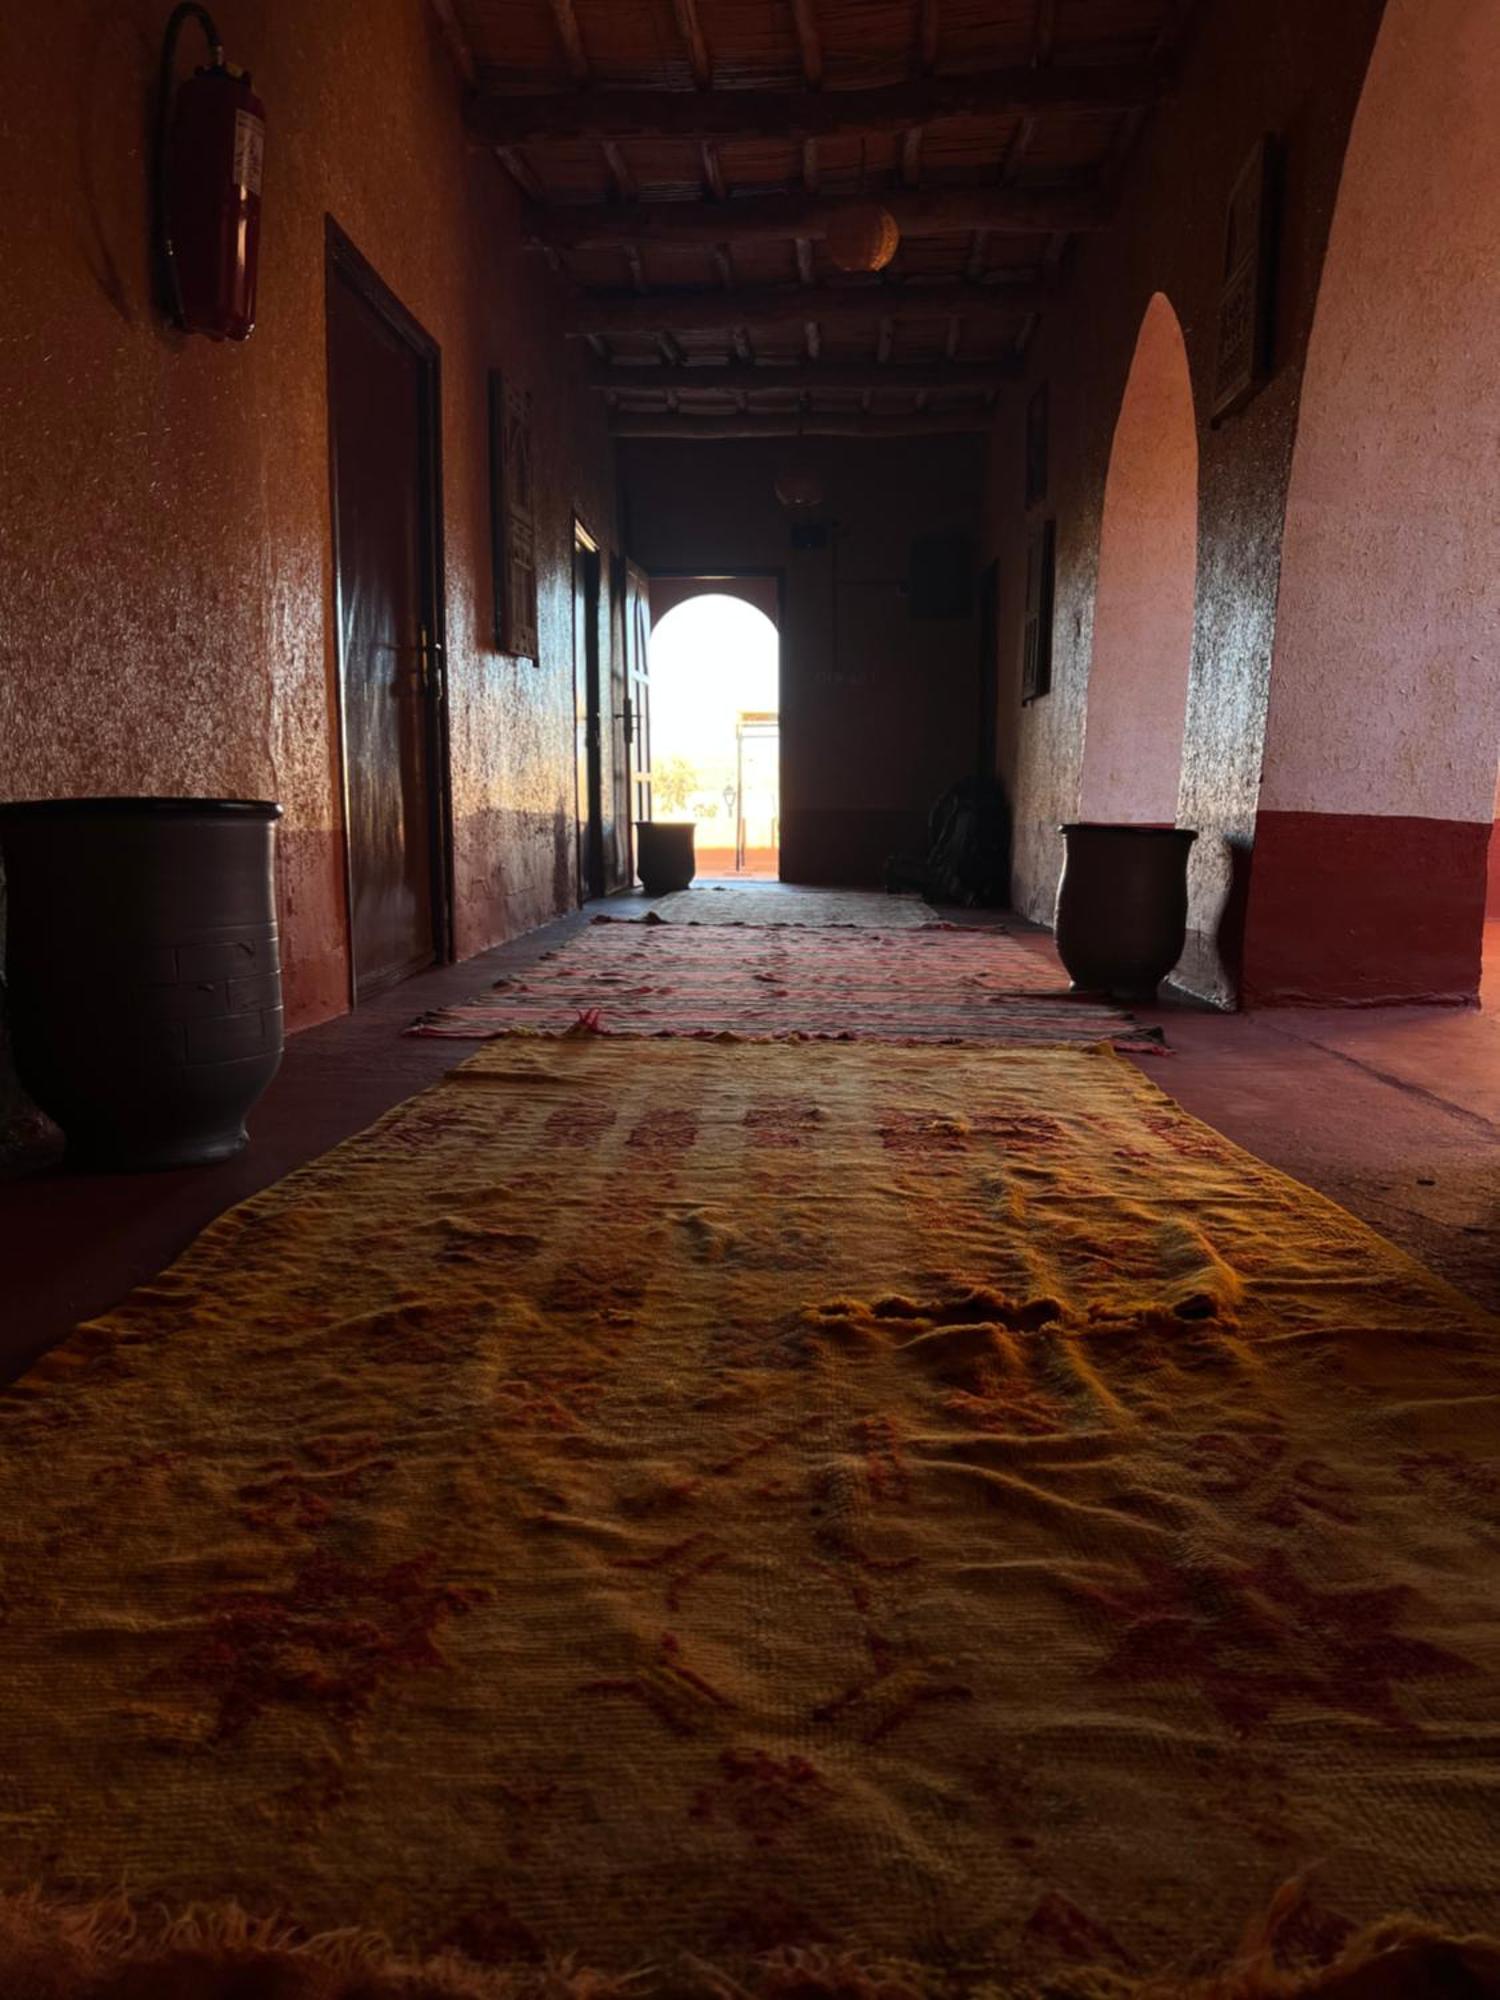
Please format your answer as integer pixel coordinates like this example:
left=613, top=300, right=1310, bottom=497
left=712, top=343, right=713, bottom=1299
left=155, top=4, right=265, bottom=340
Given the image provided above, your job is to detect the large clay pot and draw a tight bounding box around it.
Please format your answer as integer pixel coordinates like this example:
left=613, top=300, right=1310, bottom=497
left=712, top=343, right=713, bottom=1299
left=635, top=820, right=697, bottom=896
left=1055, top=822, right=1197, bottom=1002
left=0, top=798, right=284, bottom=1170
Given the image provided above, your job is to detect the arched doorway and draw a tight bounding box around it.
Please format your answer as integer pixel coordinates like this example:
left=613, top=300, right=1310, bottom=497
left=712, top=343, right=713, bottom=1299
left=648, top=594, right=781, bottom=879
left=1077, top=292, right=1199, bottom=825
left=1246, top=0, right=1500, bottom=1005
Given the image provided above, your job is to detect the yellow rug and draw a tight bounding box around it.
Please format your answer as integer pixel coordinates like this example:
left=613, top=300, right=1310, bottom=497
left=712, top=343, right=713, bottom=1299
left=2, top=1041, right=1498, bottom=1996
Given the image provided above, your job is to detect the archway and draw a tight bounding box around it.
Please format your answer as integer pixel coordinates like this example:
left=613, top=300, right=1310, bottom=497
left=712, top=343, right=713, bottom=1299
left=648, top=594, right=781, bottom=879
left=1246, top=0, right=1500, bottom=1005
left=1077, top=292, right=1199, bottom=825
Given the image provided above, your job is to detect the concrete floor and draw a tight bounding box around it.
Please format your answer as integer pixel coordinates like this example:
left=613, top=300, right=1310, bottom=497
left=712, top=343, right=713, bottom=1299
left=3, top=892, right=1496, bottom=1383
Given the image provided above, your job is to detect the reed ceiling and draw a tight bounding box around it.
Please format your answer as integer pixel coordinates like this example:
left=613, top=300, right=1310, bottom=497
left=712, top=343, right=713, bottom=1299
left=434, top=0, right=1200, bottom=434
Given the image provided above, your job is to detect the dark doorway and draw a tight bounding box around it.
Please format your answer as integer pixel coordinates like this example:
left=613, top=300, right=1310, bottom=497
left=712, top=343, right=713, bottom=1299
left=325, top=222, right=450, bottom=1001
left=977, top=558, right=1000, bottom=781
left=573, top=521, right=605, bottom=903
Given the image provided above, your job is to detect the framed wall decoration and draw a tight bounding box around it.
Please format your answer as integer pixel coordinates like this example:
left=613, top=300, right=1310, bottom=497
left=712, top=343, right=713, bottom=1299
left=1024, top=380, right=1049, bottom=509
left=1021, top=516, right=1056, bottom=704
left=488, top=370, right=538, bottom=658
left=1213, top=136, right=1278, bottom=421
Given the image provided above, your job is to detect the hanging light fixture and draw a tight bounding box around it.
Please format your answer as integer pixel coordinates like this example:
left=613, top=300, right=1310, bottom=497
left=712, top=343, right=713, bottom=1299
left=774, top=464, right=825, bottom=511
left=824, top=136, right=900, bottom=274
left=825, top=203, right=900, bottom=274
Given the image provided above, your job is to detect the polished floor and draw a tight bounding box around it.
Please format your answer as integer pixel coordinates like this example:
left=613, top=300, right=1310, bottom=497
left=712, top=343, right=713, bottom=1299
left=3, top=890, right=1496, bottom=1382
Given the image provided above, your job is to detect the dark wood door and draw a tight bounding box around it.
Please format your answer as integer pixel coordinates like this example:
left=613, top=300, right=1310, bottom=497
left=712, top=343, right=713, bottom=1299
left=573, top=526, right=604, bottom=904
left=327, top=236, right=446, bottom=998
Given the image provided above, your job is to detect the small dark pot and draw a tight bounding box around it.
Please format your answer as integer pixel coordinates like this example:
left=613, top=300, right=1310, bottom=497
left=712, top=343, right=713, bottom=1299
left=0, top=797, right=284, bottom=1171
left=635, top=820, right=697, bottom=896
left=1055, top=822, right=1197, bottom=1002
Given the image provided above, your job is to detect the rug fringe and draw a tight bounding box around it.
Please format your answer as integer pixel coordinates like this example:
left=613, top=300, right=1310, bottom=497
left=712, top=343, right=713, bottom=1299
left=1, top=1889, right=1496, bottom=2000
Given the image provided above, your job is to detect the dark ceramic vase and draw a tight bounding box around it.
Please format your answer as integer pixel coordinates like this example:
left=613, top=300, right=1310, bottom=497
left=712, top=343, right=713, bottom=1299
left=1055, top=822, right=1197, bottom=1002
left=635, top=820, right=697, bottom=896
left=0, top=798, right=284, bottom=1170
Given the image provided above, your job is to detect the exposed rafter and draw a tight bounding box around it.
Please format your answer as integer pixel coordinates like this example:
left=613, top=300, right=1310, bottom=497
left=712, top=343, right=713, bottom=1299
left=790, top=0, right=824, bottom=86
left=918, top=0, right=941, bottom=70
left=671, top=0, right=712, bottom=88
left=530, top=185, right=1106, bottom=252
left=546, top=0, right=589, bottom=82
left=611, top=411, right=996, bottom=439
left=592, top=358, right=1019, bottom=394
left=427, top=0, right=476, bottom=83
left=567, top=275, right=1052, bottom=337
left=467, top=64, right=1162, bottom=146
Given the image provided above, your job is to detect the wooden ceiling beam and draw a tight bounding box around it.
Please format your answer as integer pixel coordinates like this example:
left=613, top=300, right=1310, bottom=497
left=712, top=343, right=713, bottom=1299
left=531, top=185, right=1105, bottom=251
left=592, top=358, right=1019, bottom=393
left=468, top=63, right=1162, bottom=146
left=671, top=0, right=712, bottom=88
left=918, top=0, right=940, bottom=71
left=790, top=0, right=824, bottom=86
left=611, top=410, right=996, bottom=438
left=427, top=0, right=477, bottom=83
left=568, top=275, right=1052, bottom=336
left=546, top=0, right=590, bottom=82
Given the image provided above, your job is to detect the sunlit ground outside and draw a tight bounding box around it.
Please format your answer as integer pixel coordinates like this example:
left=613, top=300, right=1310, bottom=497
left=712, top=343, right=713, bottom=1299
left=649, top=594, right=780, bottom=878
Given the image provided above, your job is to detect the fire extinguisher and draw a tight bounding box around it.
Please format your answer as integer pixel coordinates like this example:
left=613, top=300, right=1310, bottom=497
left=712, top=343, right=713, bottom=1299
left=155, top=4, right=265, bottom=340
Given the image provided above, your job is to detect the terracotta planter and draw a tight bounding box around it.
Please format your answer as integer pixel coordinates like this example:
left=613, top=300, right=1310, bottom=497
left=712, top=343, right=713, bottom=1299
left=1055, top=822, right=1197, bottom=1002
left=635, top=820, right=696, bottom=896
left=0, top=798, right=284, bottom=1170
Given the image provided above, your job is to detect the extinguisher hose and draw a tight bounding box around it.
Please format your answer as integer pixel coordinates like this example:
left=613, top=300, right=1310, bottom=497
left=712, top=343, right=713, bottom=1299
left=154, top=2, right=225, bottom=328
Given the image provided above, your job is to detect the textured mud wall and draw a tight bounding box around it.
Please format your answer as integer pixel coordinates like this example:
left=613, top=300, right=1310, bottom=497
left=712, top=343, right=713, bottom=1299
left=621, top=437, right=986, bottom=884
left=984, top=0, right=1387, bottom=1004
left=1245, top=0, right=1500, bottom=1003
left=0, top=0, right=614, bottom=1030
left=1076, top=294, right=1199, bottom=827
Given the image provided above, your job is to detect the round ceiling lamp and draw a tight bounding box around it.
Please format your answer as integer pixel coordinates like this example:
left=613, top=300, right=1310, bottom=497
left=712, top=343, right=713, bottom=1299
left=825, top=202, right=900, bottom=274
left=774, top=464, right=825, bottom=511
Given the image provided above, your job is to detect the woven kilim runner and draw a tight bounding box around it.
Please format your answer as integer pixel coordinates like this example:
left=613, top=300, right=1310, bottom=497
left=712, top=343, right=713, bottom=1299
left=0, top=1042, right=1496, bottom=1994
left=409, top=919, right=1166, bottom=1053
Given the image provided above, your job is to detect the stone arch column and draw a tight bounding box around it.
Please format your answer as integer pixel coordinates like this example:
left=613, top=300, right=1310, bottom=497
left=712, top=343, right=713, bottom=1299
left=1245, top=0, right=1500, bottom=1004
left=1077, top=292, right=1199, bottom=827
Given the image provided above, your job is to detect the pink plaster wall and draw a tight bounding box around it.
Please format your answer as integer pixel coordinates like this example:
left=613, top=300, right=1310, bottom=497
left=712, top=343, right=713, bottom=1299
left=1077, top=294, right=1199, bottom=826
left=984, top=0, right=1387, bottom=1006
left=1259, top=0, right=1500, bottom=828
left=0, top=0, right=615, bottom=1030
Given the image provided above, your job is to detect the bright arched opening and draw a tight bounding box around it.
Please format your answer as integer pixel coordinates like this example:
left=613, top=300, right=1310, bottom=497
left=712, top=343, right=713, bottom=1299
left=1247, top=0, right=1500, bottom=1005
left=649, top=594, right=780, bottom=879
left=1078, top=292, right=1199, bottom=825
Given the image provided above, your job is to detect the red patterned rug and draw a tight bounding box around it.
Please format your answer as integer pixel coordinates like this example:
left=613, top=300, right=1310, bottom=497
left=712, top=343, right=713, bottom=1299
left=408, top=919, right=1167, bottom=1053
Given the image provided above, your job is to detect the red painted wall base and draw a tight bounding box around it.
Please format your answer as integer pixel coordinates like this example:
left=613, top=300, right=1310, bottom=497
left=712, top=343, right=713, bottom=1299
left=1241, top=810, right=1488, bottom=1006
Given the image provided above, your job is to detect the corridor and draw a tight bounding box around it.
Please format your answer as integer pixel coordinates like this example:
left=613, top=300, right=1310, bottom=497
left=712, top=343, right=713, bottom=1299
left=3, top=0, right=1499, bottom=1988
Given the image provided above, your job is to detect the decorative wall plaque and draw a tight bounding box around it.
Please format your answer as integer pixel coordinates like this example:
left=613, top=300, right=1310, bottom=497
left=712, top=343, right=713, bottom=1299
left=1214, top=137, right=1277, bottom=420
left=489, top=370, right=538, bottom=658
left=1021, top=516, right=1056, bottom=704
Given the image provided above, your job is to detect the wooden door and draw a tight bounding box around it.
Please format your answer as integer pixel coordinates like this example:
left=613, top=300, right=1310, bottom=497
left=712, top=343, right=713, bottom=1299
left=573, top=524, right=604, bottom=904
left=327, top=229, right=448, bottom=998
left=623, top=562, right=653, bottom=881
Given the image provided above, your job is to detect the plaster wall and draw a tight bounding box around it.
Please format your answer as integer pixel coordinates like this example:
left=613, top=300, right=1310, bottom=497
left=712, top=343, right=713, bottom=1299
left=620, top=437, right=986, bottom=883
left=0, top=0, right=615, bottom=1031
left=1259, top=0, right=1500, bottom=826
left=984, top=0, right=1387, bottom=1004
left=1241, top=0, right=1500, bottom=1003
left=1076, top=294, right=1199, bottom=827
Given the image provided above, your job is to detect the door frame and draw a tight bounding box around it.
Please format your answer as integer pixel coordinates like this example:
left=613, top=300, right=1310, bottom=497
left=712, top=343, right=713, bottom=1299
left=573, top=516, right=606, bottom=905
left=643, top=568, right=785, bottom=879
left=324, top=217, right=454, bottom=1005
